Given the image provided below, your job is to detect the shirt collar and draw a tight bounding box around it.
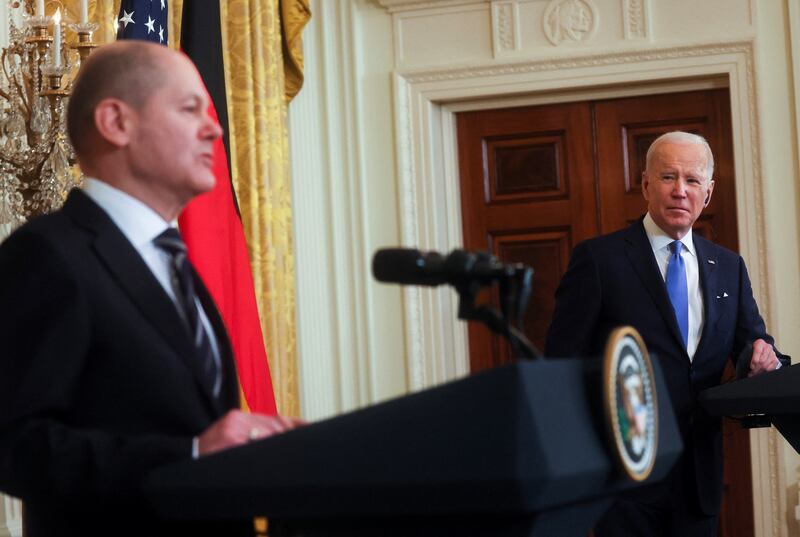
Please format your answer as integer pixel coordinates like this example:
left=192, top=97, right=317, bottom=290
left=643, top=212, right=696, bottom=258
left=82, top=178, right=176, bottom=247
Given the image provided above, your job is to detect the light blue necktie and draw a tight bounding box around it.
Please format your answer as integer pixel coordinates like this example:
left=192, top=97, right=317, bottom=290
left=666, top=240, right=689, bottom=349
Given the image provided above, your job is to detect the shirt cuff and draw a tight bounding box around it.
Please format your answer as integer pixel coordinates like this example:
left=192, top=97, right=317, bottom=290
left=192, top=436, right=199, bottom=459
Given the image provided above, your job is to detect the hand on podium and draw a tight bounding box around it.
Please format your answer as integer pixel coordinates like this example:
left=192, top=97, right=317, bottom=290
left=744, top=338, right=781, bottom=378
left=198, top=410, right=303, bottom=456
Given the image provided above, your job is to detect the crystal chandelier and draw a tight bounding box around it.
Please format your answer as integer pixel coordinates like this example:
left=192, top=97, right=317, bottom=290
left=0, top=0, right=97, bottom=232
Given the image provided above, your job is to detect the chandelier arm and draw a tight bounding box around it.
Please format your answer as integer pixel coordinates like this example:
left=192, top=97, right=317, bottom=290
left=0, top=47, right=9, bottom=87
left=5, top=50, right=30, bottom=116
left=0, top=151, right=30, bottom=168
left=0, top=51, right=13, bottom=102
left=21, top=74, right=32, bottom=115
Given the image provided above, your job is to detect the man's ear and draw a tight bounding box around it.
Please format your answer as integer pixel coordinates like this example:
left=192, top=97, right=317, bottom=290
left=641, top=172, right=650, bottom=201
left=93, top=98, right=134, bottom=148
left=704, top=179, right=715, bottom=207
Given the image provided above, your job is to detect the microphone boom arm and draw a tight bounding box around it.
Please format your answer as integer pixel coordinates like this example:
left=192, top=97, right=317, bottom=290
left=453, top=260, right=541, bottom=360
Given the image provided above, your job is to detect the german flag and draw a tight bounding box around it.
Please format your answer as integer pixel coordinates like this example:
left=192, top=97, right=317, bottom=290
left=178, top=2, right=277, bottom=415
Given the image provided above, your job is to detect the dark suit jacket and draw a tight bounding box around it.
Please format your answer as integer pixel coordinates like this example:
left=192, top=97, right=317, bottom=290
left=545, top=219, right=787, bottom=516
left=0, top=190, right=243, bottom=536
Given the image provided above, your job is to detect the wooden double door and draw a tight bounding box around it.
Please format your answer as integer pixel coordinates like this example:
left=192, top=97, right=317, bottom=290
left=456, top=88, right=750, bottom=537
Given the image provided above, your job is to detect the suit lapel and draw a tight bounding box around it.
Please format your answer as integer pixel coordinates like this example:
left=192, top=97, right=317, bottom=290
left=624, top=220, right=689, bottom=358
left=693, top=236, right=719, bottom=360
left=63, top=190, right=221, bottom=415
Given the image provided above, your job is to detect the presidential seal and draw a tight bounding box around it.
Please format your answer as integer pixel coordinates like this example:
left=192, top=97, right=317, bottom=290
left=603, top=326, right=658, bottom=482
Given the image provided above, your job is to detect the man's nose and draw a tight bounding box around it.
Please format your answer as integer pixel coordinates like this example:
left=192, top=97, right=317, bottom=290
left=671, top=178, right=688, bottom=196
left=203, top=114, right=224, bottom=141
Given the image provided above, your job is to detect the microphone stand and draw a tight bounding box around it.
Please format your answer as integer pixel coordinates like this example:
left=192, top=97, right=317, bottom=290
left=454, top=258, right=541, bottom=360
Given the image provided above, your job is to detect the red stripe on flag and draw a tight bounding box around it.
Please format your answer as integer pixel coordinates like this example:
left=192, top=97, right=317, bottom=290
left=178, top=96, right=277, bottom=415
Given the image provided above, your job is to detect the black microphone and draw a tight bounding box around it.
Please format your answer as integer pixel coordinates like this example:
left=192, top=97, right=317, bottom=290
left=372, top=248, right=508, bottom=287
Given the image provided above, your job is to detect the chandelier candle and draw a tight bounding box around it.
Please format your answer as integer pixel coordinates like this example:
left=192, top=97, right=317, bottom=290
left=80, top=0, right=88, bottom=24
left=52, top=10, right=61, bottom=67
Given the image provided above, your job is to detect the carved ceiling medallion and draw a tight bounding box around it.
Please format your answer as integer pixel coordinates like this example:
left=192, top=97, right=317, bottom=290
left=543, top=0, right=599, bottom=46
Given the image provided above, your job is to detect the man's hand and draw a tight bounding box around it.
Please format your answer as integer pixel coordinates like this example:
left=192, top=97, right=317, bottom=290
left=197, top=410, right=303, bottom=456
left=748, top=338, right=781, bottom=377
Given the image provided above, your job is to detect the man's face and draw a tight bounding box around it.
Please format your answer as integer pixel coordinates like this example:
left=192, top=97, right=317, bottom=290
left=128, top=53, right=222, bottom=209
left=641, top=141, right=714, bottom=239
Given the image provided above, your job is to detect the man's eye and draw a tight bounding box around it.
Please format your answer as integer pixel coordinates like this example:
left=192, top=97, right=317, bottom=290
left=660, top=175, right=675, bottom=181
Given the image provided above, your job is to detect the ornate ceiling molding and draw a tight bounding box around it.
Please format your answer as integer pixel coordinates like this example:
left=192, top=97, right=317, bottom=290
left=399, top=40, right=754, bottom=84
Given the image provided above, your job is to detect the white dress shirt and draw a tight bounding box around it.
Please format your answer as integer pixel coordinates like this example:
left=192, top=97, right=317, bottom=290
left=642, top=212, right=703, bottom=361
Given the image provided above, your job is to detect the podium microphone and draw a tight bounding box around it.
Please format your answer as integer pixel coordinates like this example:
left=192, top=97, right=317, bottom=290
left=372, top=248, right=508, bottom=288
left=373, top=247, right=540, bottom=360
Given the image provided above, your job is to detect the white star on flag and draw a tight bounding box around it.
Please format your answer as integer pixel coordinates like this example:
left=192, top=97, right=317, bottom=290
left=117, top=1, right=168, bottom=44
left=161, top=0, right=166, bottom=9
left=119, top=10, right=135, bottom=27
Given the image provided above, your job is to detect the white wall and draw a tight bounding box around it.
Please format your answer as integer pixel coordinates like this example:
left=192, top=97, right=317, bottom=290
left=289, top=0, right=409, bottom=420
left=753, top=2, right=800, bottom=533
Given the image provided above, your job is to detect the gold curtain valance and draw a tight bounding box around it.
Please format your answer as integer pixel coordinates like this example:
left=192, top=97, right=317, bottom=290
left=280, top=0, right=310, bottom=101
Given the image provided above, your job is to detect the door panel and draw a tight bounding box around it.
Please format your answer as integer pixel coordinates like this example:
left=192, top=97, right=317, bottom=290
left=488, top=228, right=572, bottom=364
left=457, top=102, right=598, bottom=370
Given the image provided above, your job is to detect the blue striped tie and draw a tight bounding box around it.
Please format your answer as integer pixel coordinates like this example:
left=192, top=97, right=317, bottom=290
left=666, top=240, right=689, bottom=349
left=154, top=228, right=221, bottom=397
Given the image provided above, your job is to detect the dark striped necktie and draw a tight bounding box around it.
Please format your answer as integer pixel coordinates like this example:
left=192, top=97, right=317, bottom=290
left=154, top=228, right=221, bottom=398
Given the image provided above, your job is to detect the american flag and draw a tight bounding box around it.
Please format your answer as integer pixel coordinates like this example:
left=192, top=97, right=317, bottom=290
left=117, top=0, right=168, bottom=44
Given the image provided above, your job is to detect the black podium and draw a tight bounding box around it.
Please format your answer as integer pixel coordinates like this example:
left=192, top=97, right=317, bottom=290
left=700, top=363, right=800, bottom=453
left=145, top=359, right=682, bottom=537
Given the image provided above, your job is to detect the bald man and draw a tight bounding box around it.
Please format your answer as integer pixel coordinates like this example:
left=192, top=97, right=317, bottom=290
left=0, top=41, right=297, bottom=536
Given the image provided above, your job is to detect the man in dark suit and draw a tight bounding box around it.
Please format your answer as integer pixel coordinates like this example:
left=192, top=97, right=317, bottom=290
left=545, top=131, right=788, bottom=536
left=0, top=41, right=298, bottom=536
